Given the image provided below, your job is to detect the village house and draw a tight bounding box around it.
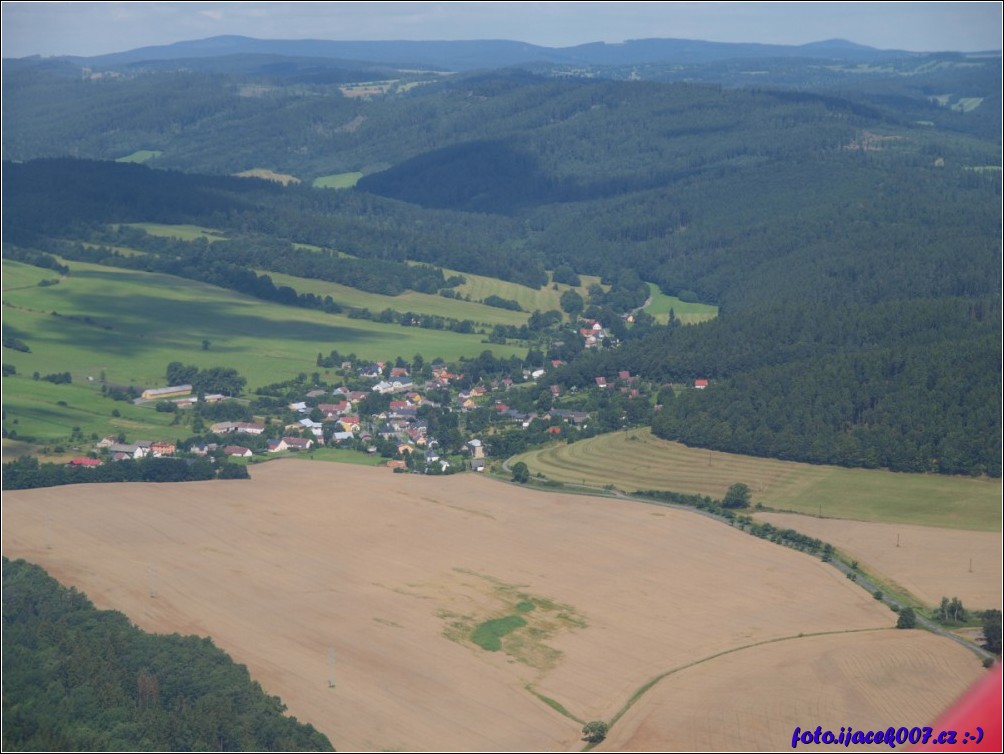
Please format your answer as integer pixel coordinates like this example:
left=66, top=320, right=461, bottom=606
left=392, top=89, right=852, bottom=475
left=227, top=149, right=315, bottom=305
left=338, top=416, right=361, bottom=433
left=224, top=445, right=253, bottom=458
left=150, top=441, right=176, bottom=457
left=107, top=443, right=145, bottom=459
left=318, top=401, right=350, bottom=417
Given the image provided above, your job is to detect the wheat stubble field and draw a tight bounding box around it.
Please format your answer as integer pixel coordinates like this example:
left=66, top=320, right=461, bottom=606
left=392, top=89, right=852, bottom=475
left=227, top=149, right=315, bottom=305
left=1, top=461, right=986, bottom=751
left=756, top=513, right=1002, bottom=609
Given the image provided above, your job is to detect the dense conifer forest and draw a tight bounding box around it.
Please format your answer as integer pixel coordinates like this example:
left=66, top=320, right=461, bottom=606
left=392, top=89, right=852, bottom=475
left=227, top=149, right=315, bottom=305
left=3, top=43, right=1001, bottom=477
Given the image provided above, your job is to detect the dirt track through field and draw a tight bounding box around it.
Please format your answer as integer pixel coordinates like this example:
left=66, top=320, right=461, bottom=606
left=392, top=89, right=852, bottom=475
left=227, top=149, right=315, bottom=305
left=2, top=461, right=986, bottom=751
left=598, top=630, right=985, bottom=751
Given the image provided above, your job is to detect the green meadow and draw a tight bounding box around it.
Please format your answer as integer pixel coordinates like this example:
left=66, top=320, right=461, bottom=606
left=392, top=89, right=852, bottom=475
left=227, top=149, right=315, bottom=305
left=2, top=258, right=526, bottom=446
left=644, top=283, right=718, bottom=324
left=1, top=377, right=181, bottom=452
left=512, top=428, right=1000, bottom=531
left=2, top=262, right=59, bottom=290
left=451, top=269, right=605, bottom=315
left=123, top=223, right=227, bottom=241
left=312, top=172, right=363, bottom=189
left=264, top=270, right=533, bottom=327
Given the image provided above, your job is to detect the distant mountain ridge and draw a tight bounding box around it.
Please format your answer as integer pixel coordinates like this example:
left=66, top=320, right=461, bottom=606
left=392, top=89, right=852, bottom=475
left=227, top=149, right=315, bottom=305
left=51, top=34, right=924, bottom=71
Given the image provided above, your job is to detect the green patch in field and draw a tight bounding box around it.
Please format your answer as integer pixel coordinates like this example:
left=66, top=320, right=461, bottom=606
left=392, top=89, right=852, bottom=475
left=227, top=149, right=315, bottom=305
left=115, top=150, right=163, bottom=164
left=279, top=447, right=385, bottom=466
left=471, top=615, right=526, bottom=651
left=312, top=172, right=363, bottom=189
left=442, top=570, right=586, bottom=669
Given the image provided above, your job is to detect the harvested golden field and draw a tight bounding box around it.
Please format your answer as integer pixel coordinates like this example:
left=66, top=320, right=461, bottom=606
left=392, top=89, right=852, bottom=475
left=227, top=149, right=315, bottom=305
left=599, top=630, right=985, bottom=751
left=2, top=461, right=984, bottom=751
left=757, top=512, right=1003, bottom=610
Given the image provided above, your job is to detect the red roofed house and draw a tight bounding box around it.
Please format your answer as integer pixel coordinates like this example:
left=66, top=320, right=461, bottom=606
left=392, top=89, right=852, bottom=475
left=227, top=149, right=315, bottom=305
left=595, top=376, right=607, bottom=388
left=150, top=441, right=176, bottom=457
left=69, top=457, right=102, bottom=467
left=694, top=379, right=709, bottom=389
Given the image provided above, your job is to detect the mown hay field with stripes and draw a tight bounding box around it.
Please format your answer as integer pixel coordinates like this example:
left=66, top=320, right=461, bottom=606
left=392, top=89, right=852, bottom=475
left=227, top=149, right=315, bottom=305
left=512, top=429, right=1001, bottom=531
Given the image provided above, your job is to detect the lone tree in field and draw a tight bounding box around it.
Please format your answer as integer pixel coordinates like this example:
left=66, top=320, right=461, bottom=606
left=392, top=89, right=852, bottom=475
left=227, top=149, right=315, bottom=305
left=722, top=482, right=751, bottom=509
left=511, top=461, right=530, bottom=484
left=896, top=607, right=917, bottom=629
left=582, top=720, right=608, bottom=743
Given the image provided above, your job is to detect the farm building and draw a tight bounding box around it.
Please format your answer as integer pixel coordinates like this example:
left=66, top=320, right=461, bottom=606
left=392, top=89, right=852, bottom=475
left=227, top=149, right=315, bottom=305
left=141, top=384, right=192, bottom=400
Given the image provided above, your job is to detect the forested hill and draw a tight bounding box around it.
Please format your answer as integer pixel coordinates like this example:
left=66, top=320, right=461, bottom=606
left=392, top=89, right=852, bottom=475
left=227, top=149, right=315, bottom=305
left=2, top=558, right=334, bottom=751
left=3, top=58, right=1000, bottom=477
left=52, top=34, right=913, bottom=71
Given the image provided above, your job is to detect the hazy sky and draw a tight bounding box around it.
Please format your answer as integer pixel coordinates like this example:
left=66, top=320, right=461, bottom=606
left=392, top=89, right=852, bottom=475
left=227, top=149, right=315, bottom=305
left=2, top=2, right=1001, bottom=59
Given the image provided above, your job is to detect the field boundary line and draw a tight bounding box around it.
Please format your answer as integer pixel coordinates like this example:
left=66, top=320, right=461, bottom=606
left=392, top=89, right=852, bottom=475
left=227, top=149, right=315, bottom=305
left=596, top=627, right=891, bottom=746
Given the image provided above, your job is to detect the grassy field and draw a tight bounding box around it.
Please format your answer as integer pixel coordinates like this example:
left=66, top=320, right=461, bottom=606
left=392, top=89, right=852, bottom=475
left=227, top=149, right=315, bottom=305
left=644, top=283, right=718, bottom=324
left=2, top=258, right=525, bottom=445
left=511, top=428, right=1001, bottom=531
left=264, top=447, right=386, bottom=466
left=1, top=377, right=181, bottom=451
left=312, top=172, right=363, bottom=189
left=114, top=223, right=613, bottom=324
left=123, top=223, right=227, bottom=241
left=264, top=271, right=533, bottom=327
left=2, top=262, right=60, bottom=290
left=451, top=269, right=605, bottom=315
left=115, top=150, right=163, bottom=163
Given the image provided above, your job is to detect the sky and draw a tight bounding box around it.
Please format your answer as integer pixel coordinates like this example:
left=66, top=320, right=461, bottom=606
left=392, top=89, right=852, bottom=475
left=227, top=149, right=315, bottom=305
left=2, top=1, right=1001, bottom=59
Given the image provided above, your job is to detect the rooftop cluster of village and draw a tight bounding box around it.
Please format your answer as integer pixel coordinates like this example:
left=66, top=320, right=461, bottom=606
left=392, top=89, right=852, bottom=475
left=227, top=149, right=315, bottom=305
left=71, top=343, right=710, bottom=475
